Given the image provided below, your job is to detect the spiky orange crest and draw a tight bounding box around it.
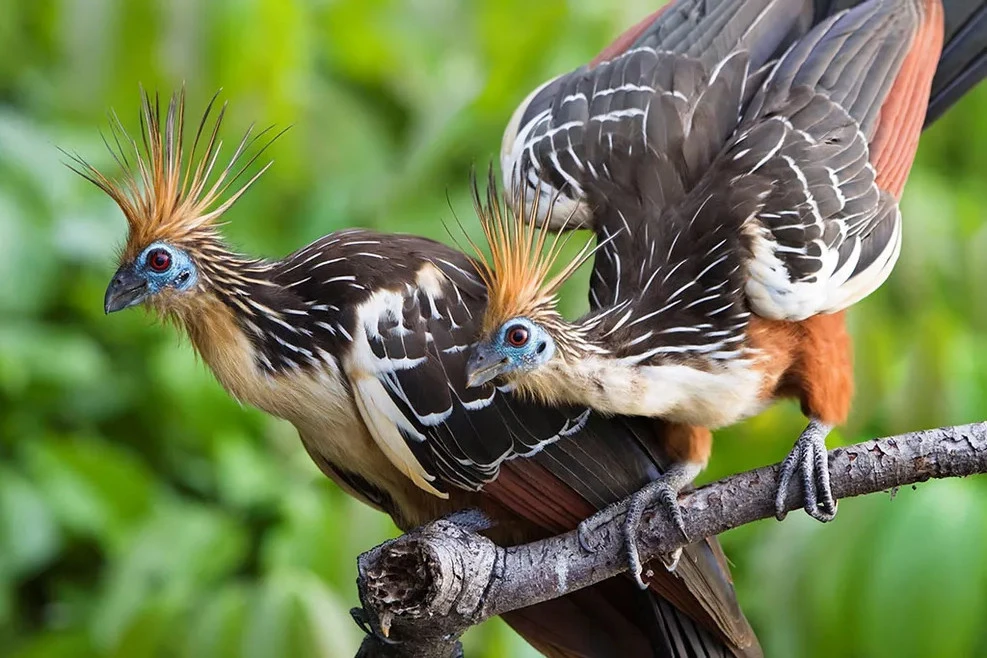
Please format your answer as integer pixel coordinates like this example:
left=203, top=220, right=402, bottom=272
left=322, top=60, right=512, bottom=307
left=466, top=168, right=597, bottom=334
left=66, top=87, right=281, bottom=262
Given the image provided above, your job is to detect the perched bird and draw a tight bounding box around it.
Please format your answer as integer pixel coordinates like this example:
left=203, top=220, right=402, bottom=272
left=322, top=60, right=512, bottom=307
left=70, top=2, right=983, bottom=656
left=73, top=90, right=762, bottom=657
left=468, top=0, right=985, bottom=580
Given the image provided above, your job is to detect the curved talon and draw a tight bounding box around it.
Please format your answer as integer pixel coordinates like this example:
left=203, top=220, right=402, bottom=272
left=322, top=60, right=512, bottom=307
left=575, top=464, right=699, bottom=587
left=657, top=483, right=688, bottom=541
left=775, top=449, right=800, bottom=520
left=624, top=491, right=649, bottom=588
left=813, top=439, right=837, bottom=520
left=660, top=548, right=682, bottom=572
left=627, top=537, right=647, bottom=589
left=350, top=607, right=372, bottom=635
left=622, top=478, right=690, bottom=587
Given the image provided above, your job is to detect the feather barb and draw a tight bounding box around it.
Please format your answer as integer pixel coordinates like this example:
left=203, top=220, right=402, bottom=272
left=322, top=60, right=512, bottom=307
left=468, top=167, right=597, bottom=333
left=64, top=86, right=285, bottom=261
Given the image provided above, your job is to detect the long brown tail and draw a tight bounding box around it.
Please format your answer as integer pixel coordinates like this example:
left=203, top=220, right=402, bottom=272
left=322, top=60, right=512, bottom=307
left=503, top=579, right=739, bottom=658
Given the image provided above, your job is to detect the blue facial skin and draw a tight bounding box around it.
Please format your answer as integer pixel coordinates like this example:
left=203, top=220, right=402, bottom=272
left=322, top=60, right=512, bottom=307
left=465, top=317, right=556, bottom=388
left=104, top=242, right=199, bottom=314
left=134, top=242, right=198, bottom=295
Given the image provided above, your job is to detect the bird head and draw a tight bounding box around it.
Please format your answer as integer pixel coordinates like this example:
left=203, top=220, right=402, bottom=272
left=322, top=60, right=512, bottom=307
left=464, top=169, right=596, bottom=389
left=103, top=240, right=200, bottom=314
left=466, top=316, right=559, bottom=388
left=67, top=88, right=279, bottom=317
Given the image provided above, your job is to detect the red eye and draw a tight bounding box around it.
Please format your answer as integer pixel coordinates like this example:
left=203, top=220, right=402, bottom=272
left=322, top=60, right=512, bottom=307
left=147, top=249, right=171, bottom=272
left=506, top=325, right=529, bottom=347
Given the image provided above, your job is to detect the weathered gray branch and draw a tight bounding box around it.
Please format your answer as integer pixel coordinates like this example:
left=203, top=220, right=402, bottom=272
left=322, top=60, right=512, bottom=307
left=353, top=421, right=987, bottom=657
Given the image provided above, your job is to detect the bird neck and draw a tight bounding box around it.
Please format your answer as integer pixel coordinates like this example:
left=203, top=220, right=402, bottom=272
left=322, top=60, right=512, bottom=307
left=164, top=237, right=349, bottom=379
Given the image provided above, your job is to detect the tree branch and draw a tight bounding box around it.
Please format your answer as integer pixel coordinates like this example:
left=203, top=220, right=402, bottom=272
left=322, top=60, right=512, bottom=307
left=352, top=421, right=987, bottom=657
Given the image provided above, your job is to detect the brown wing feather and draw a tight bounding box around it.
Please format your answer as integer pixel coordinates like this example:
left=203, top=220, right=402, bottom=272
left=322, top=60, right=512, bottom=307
left=589, top=5, right=673, bottom=68
left=870, top=0, right=944, bottom=197
left=486, top=420, right=762, bottom=656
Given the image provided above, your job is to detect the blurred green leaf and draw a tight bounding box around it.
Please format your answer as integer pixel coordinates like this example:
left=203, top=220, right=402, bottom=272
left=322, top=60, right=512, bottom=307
left=2, top=1, right=987, bottom=656
left=10, top=631, right=99, bottom=658
left=0, top=467, right=61, bottom=578
left=184, top=583, right=251, bottom=658
left=93, top=501, right=249, bottom=650
left=242, top=572, right=319, bottom=658
left=856, top=481, right=987, bottom=658
left=22, top=436, right=154, bottom=545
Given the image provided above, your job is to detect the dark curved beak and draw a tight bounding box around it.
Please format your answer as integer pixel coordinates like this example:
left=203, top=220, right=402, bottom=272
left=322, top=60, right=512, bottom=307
left=104, top=266, right=148, bottom=314
left=465, top=343, right=510, bottom=388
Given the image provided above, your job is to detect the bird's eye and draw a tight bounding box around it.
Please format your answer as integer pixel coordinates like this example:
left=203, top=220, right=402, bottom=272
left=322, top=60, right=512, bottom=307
left=147, top=249, right=172, bottom=273
left=506, top=325, right=529, bottom=347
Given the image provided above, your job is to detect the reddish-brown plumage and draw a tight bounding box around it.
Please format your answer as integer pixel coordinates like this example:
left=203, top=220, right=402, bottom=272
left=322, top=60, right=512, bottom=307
left=871, top=0, right=945, bottom=198
left=750, top=313, right=855, bottom=427
left=663, top=423, right=715, bottom=466
left=484, top=459, right=595, bottom=535
left=741, top=0, right=943, bottom=441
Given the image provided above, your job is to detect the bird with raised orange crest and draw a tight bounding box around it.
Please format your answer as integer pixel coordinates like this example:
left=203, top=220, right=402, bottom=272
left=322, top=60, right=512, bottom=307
left=69, top=0, right=986, bottom=654
left=466, top=0, right=986, bottom=584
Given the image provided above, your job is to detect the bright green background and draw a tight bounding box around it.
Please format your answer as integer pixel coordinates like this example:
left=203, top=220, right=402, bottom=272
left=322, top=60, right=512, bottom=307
left=2, top=0, right=986, bottom=656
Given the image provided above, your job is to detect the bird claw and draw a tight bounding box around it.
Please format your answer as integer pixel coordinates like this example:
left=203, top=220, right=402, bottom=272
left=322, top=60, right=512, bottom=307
left=576, top=473, right=692, bottom=589
left=775, top=419, right=837, bottom=522
left=660, top=547, right=683, bottom=572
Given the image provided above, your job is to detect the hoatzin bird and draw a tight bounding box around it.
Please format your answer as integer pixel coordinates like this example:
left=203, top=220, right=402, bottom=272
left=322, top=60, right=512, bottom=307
left=73, top=91, right=762, bottom=657
left=70, top=2, right=982, bottom=657
left=467, top=0, right=986, bottom=583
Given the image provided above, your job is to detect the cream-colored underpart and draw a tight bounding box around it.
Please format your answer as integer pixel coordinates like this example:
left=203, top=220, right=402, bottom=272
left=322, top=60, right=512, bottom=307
left=516, top=354, right=770, bottom=428
left=174, top=298, right=441, bottom=508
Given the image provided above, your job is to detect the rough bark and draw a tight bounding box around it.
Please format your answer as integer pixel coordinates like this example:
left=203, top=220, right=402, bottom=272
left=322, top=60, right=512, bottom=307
left=353, top=421, right=987, bottom=657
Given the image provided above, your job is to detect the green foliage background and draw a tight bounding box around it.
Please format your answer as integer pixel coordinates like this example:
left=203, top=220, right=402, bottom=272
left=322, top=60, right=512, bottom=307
left=1, top=0, right=986, bottom=656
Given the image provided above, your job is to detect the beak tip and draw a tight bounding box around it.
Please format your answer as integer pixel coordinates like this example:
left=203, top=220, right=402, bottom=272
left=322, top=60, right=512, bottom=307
left=103, top=267, right=148, bottom=315
left=464, top=353, right=509, bottom=389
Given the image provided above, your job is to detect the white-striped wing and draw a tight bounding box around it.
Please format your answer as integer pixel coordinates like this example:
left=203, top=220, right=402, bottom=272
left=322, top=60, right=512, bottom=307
left=501, top=0, right=814, bottom=232
left=725, top=1, right=920, bottom=320
left=344, top=256, right=592, bottom=494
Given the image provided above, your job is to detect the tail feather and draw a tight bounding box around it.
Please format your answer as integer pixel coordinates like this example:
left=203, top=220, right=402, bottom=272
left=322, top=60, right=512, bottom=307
left=928, top=1, right=986, bottom=124
left=502, top=578, right=748, bottom=658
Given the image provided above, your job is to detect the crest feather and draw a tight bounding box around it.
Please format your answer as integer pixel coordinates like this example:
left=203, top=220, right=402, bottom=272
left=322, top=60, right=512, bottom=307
left=65, top=87, right=283, bottom=260
left=467, top=167, right=598, bottom=334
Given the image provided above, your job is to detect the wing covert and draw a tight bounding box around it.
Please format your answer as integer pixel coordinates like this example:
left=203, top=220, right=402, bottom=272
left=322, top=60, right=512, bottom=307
left=344, top=251, right=594, bottom=493
left=502, top=0, right=814, bottom=232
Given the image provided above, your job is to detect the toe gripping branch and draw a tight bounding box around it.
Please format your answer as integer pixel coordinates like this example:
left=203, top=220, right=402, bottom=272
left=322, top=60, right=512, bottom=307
left=776, top=419, right=837, bottom=522
left=577, top=462, right=701, bottom=589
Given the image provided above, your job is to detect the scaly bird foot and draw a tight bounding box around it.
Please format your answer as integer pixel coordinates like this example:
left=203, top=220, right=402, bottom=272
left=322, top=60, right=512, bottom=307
left=577, top=463, right=700, bottom=589
left=775, top=419, right=836, bottom=523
